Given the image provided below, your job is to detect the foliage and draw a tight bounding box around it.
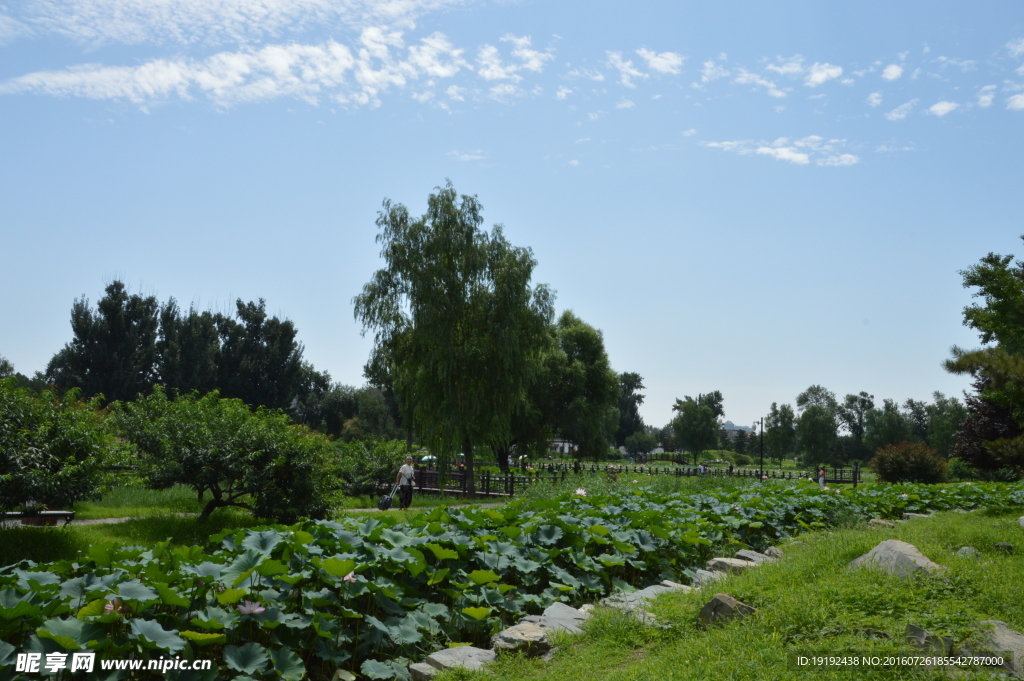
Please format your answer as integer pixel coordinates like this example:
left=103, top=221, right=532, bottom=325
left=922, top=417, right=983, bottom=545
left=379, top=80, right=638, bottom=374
left=353, top=182, right=555, bottom=496
left=947, top=457, right=978, bottom=481
left=0, top=379, right=113, bottom=511
left=624, top=431, right=656, bottom=457
left=672, top=392, right=723, bottom=466
left=613, top=372, right=645, bottom=447
left=868, top=441, right=948, bottom=484
left=863, top=399, right=912, bottom=453
left=764, top=402, right=796, bottom=464
left=334, top=440, right=409, bottom=497
left=4, top=479, right=1024, bottom=678
left=734, top=453, right=752, bottom=466
left=112, top=387, right=332, bottom=522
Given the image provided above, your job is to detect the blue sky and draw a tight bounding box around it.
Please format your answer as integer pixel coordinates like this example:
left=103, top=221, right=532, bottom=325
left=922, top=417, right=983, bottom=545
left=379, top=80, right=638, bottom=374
left=2, top=0, right=1023, bottom=428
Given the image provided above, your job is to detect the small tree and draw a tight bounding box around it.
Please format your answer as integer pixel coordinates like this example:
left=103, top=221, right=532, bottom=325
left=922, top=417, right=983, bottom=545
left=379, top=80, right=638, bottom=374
left=869, top=441, right=948, bottom=484
left=624, top=431, right=657, bottom=457
left=0, top=379, right=112, bottom=511
left=114, top=387, right=331, bottom=522
left=672, top=392, right=723, bottom=466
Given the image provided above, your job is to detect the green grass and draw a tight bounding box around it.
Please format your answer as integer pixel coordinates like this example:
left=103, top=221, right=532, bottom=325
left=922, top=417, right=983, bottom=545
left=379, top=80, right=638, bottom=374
left=72, top=484, right=209, bottom=519
left=334, top=493, right=500, bottom=510
left=0, top=509, right=255, bottom=566
left=434, top=509, right=1024, bottom=681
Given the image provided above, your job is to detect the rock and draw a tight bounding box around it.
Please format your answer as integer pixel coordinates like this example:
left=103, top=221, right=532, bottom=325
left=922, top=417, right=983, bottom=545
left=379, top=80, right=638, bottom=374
left=660, top=580, right=692, bottom=591
left=519, top=602, right=589, bottom=635
left=905, top=624, right=952, bottom=654
left=696, top=593, right=756, bottom=627
left=578, top=604, right=595, bottom=618
left=544, top=602, right=586, bottom=622
left=690, top=569, right=725, bottom=587
left=903, top=512, right=932, bottom=519
left=957, top=621, right=1024, bottom=678
left=869, top=518, right=896, bottom=528
left=764, top=546, right=784, bottom=559
left=540, top=647, right=559, bottom=662
left=956, top=546, right=980, bottom=558
left=425, top=646, right=495, bottom=673
left=706, top=557, right=758, bottom=573
left=848, top=540, right=947, bottom=578
left=954, top=509, right=970, bottom=514
left=491, top=622, right=550, bottom=656
left=408, top=662, right=438, bottom=680
left=735, top=549, right=775, bottom=564
left=1018, top=516, right=1024, bottom=528
left=994, top=542, right=1014, bottom=555
left=854, top=627, right=891, bottom=640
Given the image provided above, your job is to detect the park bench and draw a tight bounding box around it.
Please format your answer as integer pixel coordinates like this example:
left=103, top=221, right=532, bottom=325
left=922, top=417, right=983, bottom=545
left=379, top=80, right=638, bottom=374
left=1, top=510, right=76, bottom=526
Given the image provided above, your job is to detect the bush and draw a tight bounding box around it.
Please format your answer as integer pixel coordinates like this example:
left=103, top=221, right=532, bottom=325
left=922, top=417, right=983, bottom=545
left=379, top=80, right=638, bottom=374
left=0, top=379, right=112, bottom=511
left=868, top=441, right=948, bottom=484
left=333, top=439, right=408, bottom=497
left=734, top=453, right=752, bottom=466
left=113, top=387, right=331, bottom=523
left=947, top=456, right=979, bottom=481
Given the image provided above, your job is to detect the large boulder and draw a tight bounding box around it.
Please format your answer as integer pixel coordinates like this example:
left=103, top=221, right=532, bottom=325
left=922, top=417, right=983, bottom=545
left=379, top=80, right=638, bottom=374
left=848, top=540, right=946, bottom=577
left=735, top=549, right=776, bottom=564
left=660, top=580, right=692, bottom=591
left=408, top=662, right=438, bottom=680
left=696, top=593, right=756, bottom=627
left=707, top=557, right=758, bottom=573
left=764, top=546, right=784, bottom=559
left=1018, top=516, right=1024, bottom=529
left=519, top=602, right=588, bottom=634
left=425, top=646, right=495, bottom=673
left=491, top=622, right=550, bottom=656
left=691, top=569, right=725, bottom=588
left=957, top=620, right=1024, bottom=678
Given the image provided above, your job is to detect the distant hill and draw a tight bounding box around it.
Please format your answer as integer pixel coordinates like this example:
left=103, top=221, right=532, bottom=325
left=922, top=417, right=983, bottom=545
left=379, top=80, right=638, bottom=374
left=723, top=421, right=754, bottom=433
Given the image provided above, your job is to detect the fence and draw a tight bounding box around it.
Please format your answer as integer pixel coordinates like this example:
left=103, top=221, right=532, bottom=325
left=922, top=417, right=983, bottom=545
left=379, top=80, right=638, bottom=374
left=384, top=463, right=861, bottom=499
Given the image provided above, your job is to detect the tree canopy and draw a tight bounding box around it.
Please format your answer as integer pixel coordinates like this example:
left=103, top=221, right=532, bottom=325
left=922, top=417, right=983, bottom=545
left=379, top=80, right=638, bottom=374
left=353, top=182, right=554, bottom=496
left=671, top=391, right=723, bottom=465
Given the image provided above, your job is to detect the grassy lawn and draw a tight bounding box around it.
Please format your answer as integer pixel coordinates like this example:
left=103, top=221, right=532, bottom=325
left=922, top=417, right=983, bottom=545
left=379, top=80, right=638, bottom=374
left=435, top=509, right=1024, bottom=681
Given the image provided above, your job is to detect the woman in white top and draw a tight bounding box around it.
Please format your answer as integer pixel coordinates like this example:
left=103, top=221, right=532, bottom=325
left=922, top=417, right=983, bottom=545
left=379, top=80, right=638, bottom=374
left=396, top=457, right=415, bottom=510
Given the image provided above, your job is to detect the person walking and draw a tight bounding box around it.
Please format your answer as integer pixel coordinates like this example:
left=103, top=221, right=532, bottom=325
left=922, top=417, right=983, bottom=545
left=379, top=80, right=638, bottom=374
left=396, top=456, right=415, bottom=510
left=818, top=466, right=826, bottom=488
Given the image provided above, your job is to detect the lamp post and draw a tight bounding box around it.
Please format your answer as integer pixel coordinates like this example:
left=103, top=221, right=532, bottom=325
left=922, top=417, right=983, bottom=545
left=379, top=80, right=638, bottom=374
left=759, top=416, right=764, bottom=479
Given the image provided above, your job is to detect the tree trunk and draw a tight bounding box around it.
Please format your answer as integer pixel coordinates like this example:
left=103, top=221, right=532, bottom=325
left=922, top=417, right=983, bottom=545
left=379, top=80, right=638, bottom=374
left=463, top=434, right=476, bottom=499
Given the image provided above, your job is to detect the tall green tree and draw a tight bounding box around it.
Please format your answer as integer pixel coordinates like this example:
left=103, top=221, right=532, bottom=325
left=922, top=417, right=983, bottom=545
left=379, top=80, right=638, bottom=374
left=550, top=311, right=620, bottom=461
left=672, top=391, right=723, bottom=465
left=614, top=372, right=646, bottom=447
left=156, top=299, right=220, bottom=397
left=46, top=281, right=160, bottom=402
left=926, top=391, right=967, bottom=457
left=864, top=398, right=912, bottom=453
left=353, top=182, right=554, bottom=497
left=838, top=391, right=874, bottom=459
left=765, top=402, right=796, bottom=464
left=795, top=385, right=838, bottom=468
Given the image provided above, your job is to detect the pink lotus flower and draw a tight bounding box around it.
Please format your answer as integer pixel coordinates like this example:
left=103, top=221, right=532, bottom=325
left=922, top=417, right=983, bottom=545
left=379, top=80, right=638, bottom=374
left=900, top=493, right=909, bottom=499
left=632, top=480, right=638, bottom=483
left=343, top=572, right=357, bottom=583
left=104, top=598, right=125, bottom=615
left=237, top=601, right=266, bottom=615
left=575, top=488, right=586, bottom=496
left=823, top=486, right=830, bottom=491
left=761, top=475, right=768, bottom=480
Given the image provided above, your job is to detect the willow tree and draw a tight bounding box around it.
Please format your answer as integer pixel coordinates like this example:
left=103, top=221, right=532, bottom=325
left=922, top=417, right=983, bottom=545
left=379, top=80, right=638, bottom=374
left=353, top=182, right=554, bottom=496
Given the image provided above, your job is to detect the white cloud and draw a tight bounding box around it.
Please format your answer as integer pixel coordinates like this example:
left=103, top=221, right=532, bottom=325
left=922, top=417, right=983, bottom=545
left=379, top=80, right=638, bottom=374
left=0, top=11, right=31, bottom=43
left=568, top=159, right=579, bottom=166
left=734, top=68, right=785, bottom=97
left=476, top=35, right=552, bottom=82
left=575, top=137, right=590, bottom=143
left=0, top=30, right=474, bottom=106
left=884, top=99, right=917, bottom=121
left=934, top=56, right=976, bottom=71
left=555, top=85, right=571, bottom=100
left=765, top=55, right=803, bottom=76
left=615, top=98, right=634, bottom=109
left=881, top=64, right=903, bottom=80
left=867, top=91, right=882, bottom=107
left=636, top=48, right=683, bottom=74
left=928, top=100, right=959, bottom=116
left=755, top=146, right=809, bottom=164
left=1008, top=94, right=1024, bottom=111
left=698, top=59, right=728, bottom=84
left=876, top=144, right=914, bottom=152
left=445, top=84, right=464, bottom=100
left=1008, top=38, right=1024, bottom=57
left=817, top=153, right=859, bottom=166
left=977, top=85, right=995, bottom=108
left=487, top=82, right=517, bottom=100
left=448, top=149, right=484, bottom=161
left=18, top=0, right=465, bottom=46
left=606, top=51, right=647, bottom=87
left=804, top=62, right=842, bottom=87
left=701, top=140, right=749, bottom=152
left=565, top=67, right=604, bottom=81
left=682, top=128, right=696, bottom=136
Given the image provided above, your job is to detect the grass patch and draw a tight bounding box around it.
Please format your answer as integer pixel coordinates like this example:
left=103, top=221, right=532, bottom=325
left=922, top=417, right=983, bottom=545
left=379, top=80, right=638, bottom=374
left=72, top=484, right=210, bottom=519
left=0, top=509, right=256, bottom=566
left=435, top=509, right=1024, bottom=681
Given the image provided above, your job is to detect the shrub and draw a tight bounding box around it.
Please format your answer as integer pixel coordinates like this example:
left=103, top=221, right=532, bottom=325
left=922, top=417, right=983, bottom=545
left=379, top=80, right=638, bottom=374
left=947, top=456, right=979, bottom=481
left=0, top=378, right=112, bottom=511
left=333, top=439, right=408, bottom=496
left=868, top=441, right=948, bottom=484
left=734, top=453, right=752, bottom=466
left=113, top=387, right=331, bottom=522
